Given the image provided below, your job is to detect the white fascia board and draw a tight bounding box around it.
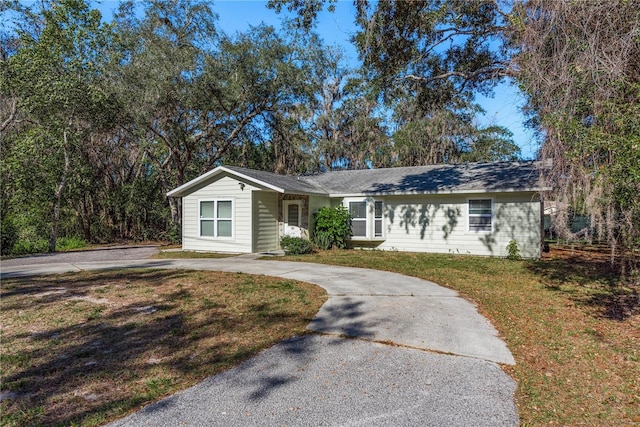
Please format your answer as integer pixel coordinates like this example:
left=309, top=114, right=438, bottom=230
left=166, top=167, right=224, bottom=197
left=220, top=167, right=285, bottom=193
left=327, top=193, right=369, bottom=198
left=166, top=166, right=285, bottom=197
left=281, top=190, right=328, bottom=196
left=327, top=188, right=549, bottom=198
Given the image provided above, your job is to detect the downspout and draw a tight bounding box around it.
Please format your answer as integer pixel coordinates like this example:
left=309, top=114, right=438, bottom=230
left=540, top=193, right=545, bottom=258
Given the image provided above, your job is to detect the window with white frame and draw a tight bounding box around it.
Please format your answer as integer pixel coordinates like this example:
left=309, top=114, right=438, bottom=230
left=349, top=201, right=367, bottom=237
left=200, top=200, right=233, bottom=238
left=468, top=199, right=492, bottom=232
left=374, top=200, right=384, bottom=238
left=347, top=199, right=385, bottom=239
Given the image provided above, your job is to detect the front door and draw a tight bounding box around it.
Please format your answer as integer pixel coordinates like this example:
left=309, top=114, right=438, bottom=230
left=283, top=200, right=302, bottom=237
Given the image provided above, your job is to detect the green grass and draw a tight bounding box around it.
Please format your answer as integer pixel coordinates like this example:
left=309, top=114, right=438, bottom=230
left=276, top=249, right=640, bottom=426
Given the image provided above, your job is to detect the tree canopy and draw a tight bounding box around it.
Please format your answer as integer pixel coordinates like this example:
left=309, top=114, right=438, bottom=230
left=510, top=0, right=640, bottom=270
left=269, top=0, right=640, bottom=275
left=2, top=0, right=637, bottom=276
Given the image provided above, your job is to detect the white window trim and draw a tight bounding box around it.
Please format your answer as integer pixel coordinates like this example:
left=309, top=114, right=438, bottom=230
left=283, top=200, right=303, bottom=237
left=283, top=200, right=302, bottom=228
left=198, top=198, right=235, bottom=240
left=345, top=197, right=385, bottom=240
left=373, top=200, right=384, bottom=238
left=467, top=198, right=493, bottom=233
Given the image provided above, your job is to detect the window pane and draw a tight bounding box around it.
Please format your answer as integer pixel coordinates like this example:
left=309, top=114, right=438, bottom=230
left=351, top=219, right=367, bottom=237
left=469, top=216, right=492, bottom=231
left=217, top=201, right=232, bottom=218
left=374, top=219, right=382, bottom=237
left=201, top=220, right=215, bottom=236
left=287, top=204, right=299, bottom=226
left=374, top=201, right=383, bottom=218
left=201, top=201, right=215, bottom=218
left=217, top=220, right=232, bottom=237
left=469, top=199, right=492, bottom=215
left=349, top=202, right=366, bottom=219
left=470, top=199, right=491, bottom=209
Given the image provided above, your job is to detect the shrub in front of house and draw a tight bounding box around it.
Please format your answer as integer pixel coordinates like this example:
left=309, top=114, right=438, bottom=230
left=313, top=206, right=351, bottom=249
left=506, top=239, right=522, bottom=260
left=313, top=230, right=333, bottom=250
left=280, top=236, right=313, bottom=255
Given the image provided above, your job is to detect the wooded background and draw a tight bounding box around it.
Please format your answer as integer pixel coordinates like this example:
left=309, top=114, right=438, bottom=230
left=1, top=0, right=638, bottom=275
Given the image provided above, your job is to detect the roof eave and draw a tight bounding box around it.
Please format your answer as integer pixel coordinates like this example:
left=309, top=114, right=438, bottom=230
left=327, top=188, right=550, bottom=198
left=281, top=190, right=329, bottom=196
left=166, top=166, right=286, bottom=198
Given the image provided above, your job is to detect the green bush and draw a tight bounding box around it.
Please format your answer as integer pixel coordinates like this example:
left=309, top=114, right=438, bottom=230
left=55, top=236, right=87, bottom=251
left=8, top=233, right=87, bottom=256
left=506, top=239, right=522, bottom=260
left=313, top=230, right=333, bottom=250
left=313, top=206, right=351, bottom=249
left=1, top=218, right=18, bottom=255
left=280, top=236, right=313, bottom=255
left=12, top=238, right=49, bottom=255
left=165, top=223, right=182, bottom=244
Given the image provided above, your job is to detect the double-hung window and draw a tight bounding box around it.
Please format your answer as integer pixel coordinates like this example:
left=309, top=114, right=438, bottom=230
left=200, top=200, right=233, bottom=238
left=348, top=199, right=385, bottom=239
left=349, top=201, right=367, bottom=237
left=374, top=200, right=384, bottom=238
left=468, top=199, right=492, bottom=232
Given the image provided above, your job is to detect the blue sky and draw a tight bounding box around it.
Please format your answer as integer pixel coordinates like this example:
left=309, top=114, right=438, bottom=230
left=95, top=1, right=541, bottom=159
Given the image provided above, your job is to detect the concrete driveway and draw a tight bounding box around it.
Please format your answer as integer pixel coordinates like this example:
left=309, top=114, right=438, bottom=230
left=1, top=249, right=518, bottom=426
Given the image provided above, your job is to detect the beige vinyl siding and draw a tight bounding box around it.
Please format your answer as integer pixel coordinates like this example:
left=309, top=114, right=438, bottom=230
left=182, top=174, right=259, bottom=253
left=356, top=192, right=540, bottom=258
left=308, top=195, right=331, bottom=235
left=492, top=193, right=542, bottom=258
left=252, top=191, right=279, bottom=252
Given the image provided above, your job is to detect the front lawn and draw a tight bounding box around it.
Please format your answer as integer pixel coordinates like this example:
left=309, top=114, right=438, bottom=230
left=0, top=269, right=326, bottom=427
left=2, top=249, right=637, bottom=426
left=278, top=248, right=639, bottom=426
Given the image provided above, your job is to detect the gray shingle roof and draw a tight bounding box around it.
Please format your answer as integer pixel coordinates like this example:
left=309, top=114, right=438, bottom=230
left=223, top=166, right=328, bottom=194
left=168, top=161, right=546, bottom=197
left=305, top=161, right=545, bottom=195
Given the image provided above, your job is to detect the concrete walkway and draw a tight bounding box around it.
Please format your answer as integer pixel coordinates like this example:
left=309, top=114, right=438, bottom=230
left=1, top=251, right=518, bottom=426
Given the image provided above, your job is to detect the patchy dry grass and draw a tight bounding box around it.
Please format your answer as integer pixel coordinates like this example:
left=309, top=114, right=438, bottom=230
left=278, top=247, right=640, bottom=426
left=0, top=269, right=326, bottom=427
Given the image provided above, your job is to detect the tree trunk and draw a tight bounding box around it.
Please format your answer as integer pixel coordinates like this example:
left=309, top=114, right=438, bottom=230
left=49, top=131, right=70, bottom=253
left=168, top=196, right=182, bottom=231
left=82, top=195, right=92, bottom=242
